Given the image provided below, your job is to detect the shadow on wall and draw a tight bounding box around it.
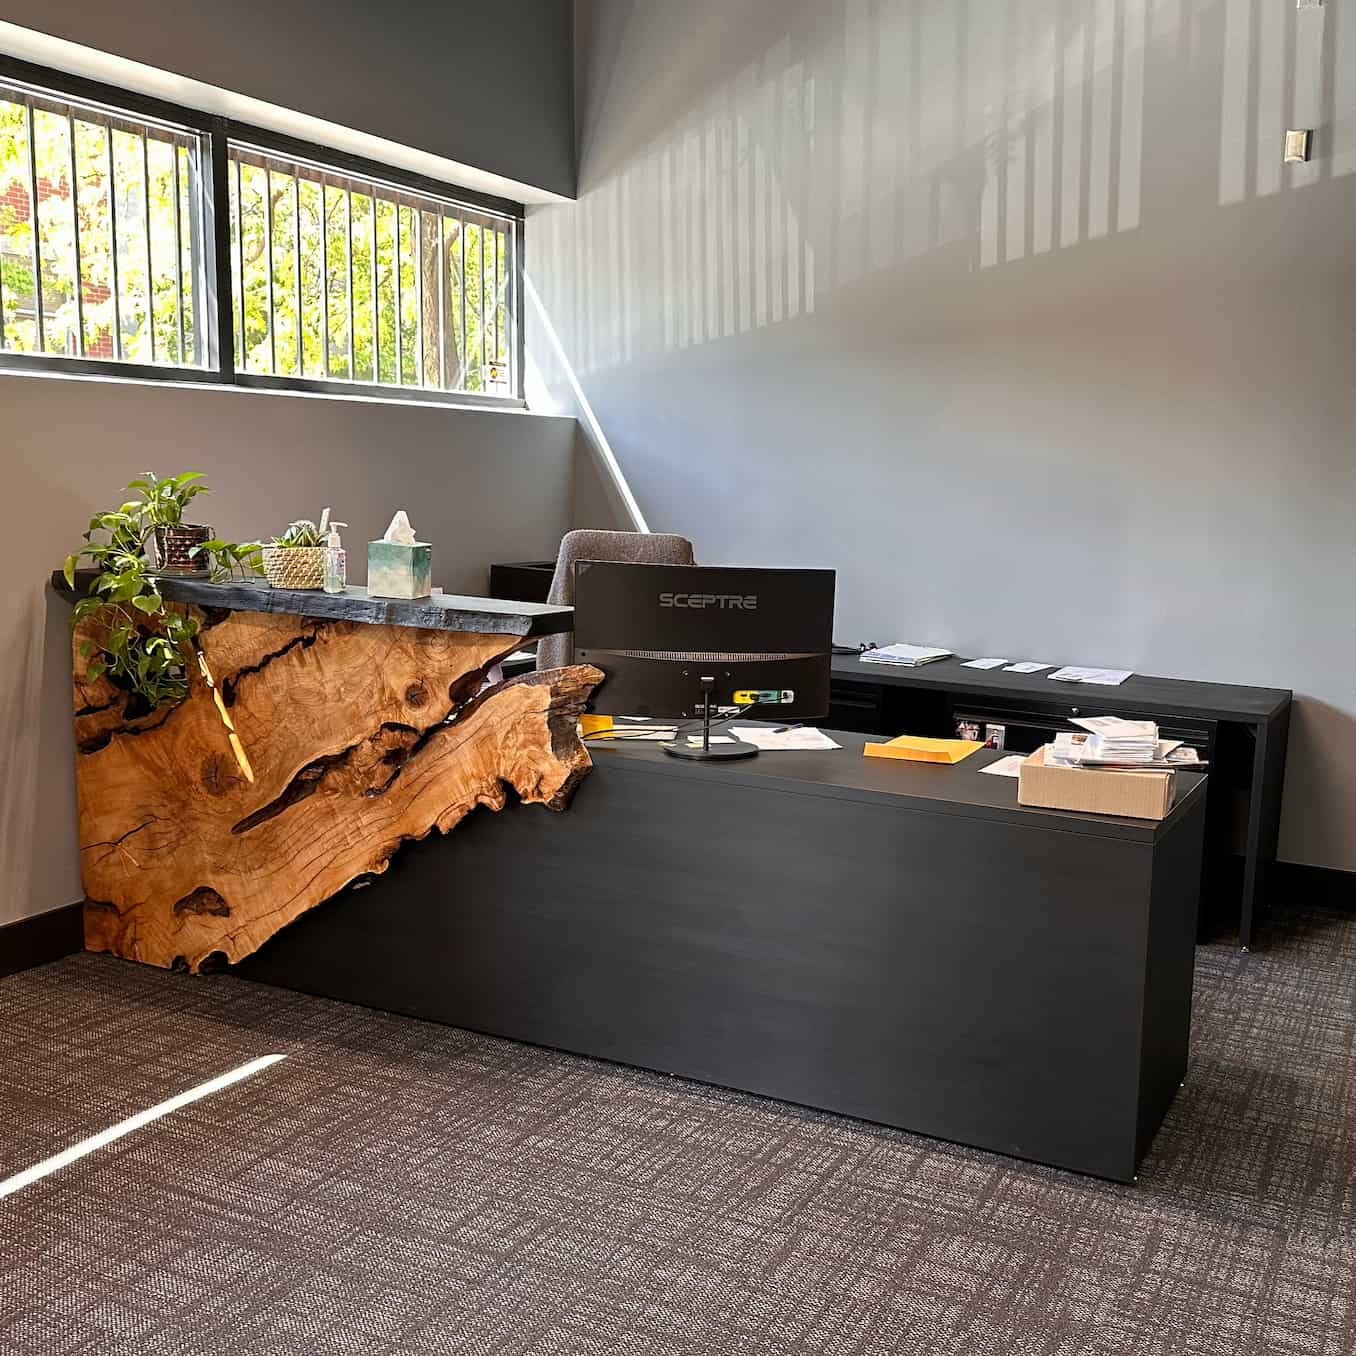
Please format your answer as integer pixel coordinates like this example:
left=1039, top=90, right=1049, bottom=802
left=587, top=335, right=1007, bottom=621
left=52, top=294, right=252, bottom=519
left=525, top=0, right=1356, bottom=872
left=536, top=0, right=1346, bottom=379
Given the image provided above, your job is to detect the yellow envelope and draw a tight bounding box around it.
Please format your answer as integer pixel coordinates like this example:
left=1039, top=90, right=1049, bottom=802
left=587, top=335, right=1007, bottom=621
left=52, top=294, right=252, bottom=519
left=863, top=734, right=984, bottom=765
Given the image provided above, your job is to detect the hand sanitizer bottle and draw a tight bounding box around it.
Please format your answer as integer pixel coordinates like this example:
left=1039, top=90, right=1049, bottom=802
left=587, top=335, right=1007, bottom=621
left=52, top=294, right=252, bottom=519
left=323, top=521, right=348, bottom=594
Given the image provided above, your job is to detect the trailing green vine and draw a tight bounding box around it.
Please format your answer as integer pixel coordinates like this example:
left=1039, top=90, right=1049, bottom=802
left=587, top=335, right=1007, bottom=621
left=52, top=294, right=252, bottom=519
left=63, top=472, right=261, bottom=712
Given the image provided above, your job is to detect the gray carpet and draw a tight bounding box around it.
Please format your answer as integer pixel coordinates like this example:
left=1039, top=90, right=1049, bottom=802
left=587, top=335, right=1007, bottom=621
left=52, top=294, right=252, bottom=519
left=1, top=905, right=1354, bottom=1356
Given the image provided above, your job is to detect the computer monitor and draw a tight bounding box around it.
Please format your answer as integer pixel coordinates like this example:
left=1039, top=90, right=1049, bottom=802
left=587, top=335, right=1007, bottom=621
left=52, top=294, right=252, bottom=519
left=573, top=561, right=836, bottom=761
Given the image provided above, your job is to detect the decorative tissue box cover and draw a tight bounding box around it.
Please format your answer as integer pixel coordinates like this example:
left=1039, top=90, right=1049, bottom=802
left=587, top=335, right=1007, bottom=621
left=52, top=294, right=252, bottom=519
left=367, top=541, right=432, bottom=599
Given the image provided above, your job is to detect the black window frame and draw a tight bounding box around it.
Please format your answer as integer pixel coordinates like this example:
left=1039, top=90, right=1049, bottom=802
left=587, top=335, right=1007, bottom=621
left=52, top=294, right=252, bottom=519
left=0, top=55, right=526, bottom=408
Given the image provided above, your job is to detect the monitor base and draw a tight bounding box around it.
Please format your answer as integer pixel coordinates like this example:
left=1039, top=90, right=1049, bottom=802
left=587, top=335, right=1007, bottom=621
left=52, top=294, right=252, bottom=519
left=663, top=739, right=760, bottom=762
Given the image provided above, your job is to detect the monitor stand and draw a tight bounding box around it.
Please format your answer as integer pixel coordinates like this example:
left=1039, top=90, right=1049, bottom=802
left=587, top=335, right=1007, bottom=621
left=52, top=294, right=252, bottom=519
left=663, top=682, right=759, bottom=762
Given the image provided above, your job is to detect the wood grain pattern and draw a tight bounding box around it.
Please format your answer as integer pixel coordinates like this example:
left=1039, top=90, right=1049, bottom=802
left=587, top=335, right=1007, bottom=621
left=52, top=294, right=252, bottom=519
left=71, top=606, right=600, bottom=971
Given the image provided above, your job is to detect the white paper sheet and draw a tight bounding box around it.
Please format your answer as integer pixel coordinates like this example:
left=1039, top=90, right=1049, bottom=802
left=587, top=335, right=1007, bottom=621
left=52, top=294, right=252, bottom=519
left=1004, top=661, right=1054, bottom=674
left=860, top=643, right=953, bottom=667
left=979, top=754, right=1025, bottom=778
left=962, top=657, right=1009, bottom=670
left=728, top=725, right=842, bottom=751
left=1070, top=716, right=1156, bottom=738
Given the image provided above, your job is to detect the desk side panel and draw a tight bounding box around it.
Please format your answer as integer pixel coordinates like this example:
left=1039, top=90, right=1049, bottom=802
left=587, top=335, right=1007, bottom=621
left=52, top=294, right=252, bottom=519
left=1136, top=790, right=1208, bottom=1163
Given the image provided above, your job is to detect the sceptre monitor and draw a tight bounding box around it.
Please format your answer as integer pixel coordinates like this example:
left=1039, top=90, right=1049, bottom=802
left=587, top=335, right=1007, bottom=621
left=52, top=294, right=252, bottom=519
left=573, top=561, right=836, bottom=761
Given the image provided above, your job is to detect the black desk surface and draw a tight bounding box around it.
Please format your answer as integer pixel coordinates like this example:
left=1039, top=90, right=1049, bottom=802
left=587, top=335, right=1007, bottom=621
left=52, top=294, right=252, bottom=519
left=51, top=573, right=574, bottom=638
left=832, top=654, right=1290, bottom=724
left=590, top=732, right=1206, bottom=844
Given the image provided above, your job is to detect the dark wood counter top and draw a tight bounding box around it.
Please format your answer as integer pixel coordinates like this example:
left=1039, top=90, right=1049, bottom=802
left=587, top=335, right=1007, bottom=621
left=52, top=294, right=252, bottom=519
left=832, top=654, right=1290, bottom=724
left=592, top=733, right=1207, bottom=844
left=50, top=572, right=573, bottom=638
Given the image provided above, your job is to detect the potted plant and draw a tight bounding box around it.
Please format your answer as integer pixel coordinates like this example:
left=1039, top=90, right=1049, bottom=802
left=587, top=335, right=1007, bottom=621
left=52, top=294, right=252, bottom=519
left=135, top=470, right=215, bottom=575
left=261, top=518, right=327, bottom=589
left=61, top=473, right=260, bottom=713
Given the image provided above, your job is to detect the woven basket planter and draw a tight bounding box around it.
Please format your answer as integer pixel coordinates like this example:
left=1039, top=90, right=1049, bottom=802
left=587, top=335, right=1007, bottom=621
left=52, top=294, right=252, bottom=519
left=262, top=545, right=326, bottom=590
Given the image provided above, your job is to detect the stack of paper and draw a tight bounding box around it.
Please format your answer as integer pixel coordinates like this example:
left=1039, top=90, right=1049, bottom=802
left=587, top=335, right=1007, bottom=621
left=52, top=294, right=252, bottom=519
left=1048, top=666, right=1133, bottom=686
left=860, top=643, right=953, bottom=668
left=1050, top=716, right=1161, bottom=767
left=1076, top=716, right=1158, bottom=760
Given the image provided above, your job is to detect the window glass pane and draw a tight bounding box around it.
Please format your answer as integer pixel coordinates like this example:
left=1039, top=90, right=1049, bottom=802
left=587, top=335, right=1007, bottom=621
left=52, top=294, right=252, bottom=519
left=322, top=185, right=348, bottom=378
left=353, top=191, right=375, bottom=381
left=228, top=142, right=519, bottom=398
left=0, top=73, right=519, bottom=396
left=0, top=77, right=209, bottom=370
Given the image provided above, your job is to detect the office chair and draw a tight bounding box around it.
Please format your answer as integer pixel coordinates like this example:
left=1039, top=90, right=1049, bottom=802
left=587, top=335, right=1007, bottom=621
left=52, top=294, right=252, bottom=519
left=536, top=529, right=695, bottom=670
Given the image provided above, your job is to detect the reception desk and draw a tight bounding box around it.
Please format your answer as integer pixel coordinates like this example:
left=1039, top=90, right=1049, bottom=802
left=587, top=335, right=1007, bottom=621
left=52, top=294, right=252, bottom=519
left=242, top=737, right=1209, bottom=1182
left=53, top=573, right=600, bottom=972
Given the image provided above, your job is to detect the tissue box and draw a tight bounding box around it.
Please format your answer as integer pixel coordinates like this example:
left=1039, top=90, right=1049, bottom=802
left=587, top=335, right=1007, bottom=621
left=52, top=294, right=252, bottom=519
left=367, top=540, right=432, bottom=599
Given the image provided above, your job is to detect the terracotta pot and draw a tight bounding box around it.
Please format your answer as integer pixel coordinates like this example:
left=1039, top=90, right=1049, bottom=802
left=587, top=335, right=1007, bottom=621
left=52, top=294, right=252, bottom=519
left=152, top=523, right=213, bottom=576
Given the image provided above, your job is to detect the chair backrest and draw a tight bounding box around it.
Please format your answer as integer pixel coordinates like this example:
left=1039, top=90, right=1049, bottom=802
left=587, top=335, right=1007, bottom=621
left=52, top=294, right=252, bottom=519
left=536, top=529, right=695, bottom=670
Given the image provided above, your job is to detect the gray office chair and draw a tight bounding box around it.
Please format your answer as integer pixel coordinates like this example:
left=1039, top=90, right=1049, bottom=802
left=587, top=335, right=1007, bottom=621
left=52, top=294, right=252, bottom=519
left=536, top=529, right=695, bottom=670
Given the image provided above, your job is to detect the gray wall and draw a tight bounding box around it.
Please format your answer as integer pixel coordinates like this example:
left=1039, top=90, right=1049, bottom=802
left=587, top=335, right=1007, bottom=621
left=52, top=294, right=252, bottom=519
left=529, top=0, right=1356, bottom=872
left=0, top=375, right=576, bottom=925
left=3, top=0, right=576, bottom=197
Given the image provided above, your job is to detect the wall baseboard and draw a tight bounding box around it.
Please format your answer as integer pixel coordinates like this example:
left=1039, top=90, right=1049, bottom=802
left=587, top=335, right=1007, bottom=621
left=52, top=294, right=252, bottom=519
left=0, top=903, right=83, bottom=980
left=1273, top=862, right=1356, bottom=913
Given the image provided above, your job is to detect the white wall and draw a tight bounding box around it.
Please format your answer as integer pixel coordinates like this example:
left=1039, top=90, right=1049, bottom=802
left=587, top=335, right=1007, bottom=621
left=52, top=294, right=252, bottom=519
left=0, top=373, right=576, bottom=925
left=528, top=0, right=1356, bottom=873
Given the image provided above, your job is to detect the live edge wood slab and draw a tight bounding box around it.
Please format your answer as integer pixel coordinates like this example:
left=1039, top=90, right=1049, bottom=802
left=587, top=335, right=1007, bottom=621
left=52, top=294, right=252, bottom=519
left=50, top=573, right=599, bottom=972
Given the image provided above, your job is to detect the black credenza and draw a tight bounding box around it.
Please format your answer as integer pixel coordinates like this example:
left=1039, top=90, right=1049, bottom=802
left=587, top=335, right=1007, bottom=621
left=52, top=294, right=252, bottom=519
left=825, top=655, right=1290, bottom=950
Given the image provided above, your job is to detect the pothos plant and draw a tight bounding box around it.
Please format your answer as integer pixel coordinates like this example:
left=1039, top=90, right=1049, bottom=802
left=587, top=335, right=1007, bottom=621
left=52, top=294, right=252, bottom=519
left=133, top=469, right=209, bottom=528
left=63, top=472, right=262, bottom=713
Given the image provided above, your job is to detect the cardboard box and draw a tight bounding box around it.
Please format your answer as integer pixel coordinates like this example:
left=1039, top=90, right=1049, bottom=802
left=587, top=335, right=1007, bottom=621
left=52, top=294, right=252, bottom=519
left=1018, top=744, right=1176, bottom=820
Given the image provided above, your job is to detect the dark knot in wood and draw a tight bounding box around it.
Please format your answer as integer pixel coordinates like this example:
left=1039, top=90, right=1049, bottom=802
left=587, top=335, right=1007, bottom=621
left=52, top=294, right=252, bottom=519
left=200, top=752, right=238, bottom=796
left=174, top=886, right=231, bottom=917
